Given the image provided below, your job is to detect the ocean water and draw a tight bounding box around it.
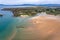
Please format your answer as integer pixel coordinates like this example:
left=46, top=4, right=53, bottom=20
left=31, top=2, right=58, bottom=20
left=0, top=9, right=15, bottom=40
left=0, top=6, right=30, bottom=40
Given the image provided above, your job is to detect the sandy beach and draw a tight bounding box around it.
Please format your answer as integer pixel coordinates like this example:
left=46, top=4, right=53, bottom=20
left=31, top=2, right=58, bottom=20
left=12, top=15, right=60, bottom=40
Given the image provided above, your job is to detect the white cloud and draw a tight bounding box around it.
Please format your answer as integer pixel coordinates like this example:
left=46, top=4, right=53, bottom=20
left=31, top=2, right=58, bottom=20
left=0, top=0, right=60, bottom=4
left=0, top=0, right=40, bottom=5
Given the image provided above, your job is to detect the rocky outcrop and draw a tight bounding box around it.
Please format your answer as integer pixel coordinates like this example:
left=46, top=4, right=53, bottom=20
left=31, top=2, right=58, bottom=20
left=0, top=14, right=3, bottom=16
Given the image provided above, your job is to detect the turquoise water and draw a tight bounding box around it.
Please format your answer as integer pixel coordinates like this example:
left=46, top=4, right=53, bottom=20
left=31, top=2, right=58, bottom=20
left=0, top=10, right=15, bottom=40
left=0, top=8, right=30, bottom=40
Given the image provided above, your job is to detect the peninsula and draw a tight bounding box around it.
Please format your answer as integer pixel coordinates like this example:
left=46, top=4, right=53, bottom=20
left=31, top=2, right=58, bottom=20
left=2, top=6, right=60, bottom=17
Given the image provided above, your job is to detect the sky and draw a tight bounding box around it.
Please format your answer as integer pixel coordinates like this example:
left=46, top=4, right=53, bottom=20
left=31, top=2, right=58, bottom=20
left=0, top=0, right=60, bottom=5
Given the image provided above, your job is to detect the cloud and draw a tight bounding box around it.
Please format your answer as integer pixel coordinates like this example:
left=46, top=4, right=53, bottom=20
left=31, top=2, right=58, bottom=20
left=0, top=0, right=60, bottom=4
left=0, top=0, right=40, bottom=5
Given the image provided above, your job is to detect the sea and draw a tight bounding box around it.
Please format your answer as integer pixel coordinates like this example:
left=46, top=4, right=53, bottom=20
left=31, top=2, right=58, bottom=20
left=0, top=6, right=32, bottom=40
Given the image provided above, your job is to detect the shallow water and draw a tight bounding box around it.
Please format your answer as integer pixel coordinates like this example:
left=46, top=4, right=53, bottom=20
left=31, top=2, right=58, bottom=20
left=0, top=8, right=30, bottom=40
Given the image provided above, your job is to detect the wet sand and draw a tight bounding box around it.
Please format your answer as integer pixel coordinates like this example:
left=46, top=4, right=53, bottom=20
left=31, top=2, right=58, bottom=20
left=8, top=30, right=16, bottom=40
left=13, top=15, right=60, bottom=40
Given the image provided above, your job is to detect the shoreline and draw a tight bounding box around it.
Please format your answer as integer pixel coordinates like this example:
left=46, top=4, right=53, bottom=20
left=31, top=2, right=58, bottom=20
left=8, top=30, right=17, bottom=40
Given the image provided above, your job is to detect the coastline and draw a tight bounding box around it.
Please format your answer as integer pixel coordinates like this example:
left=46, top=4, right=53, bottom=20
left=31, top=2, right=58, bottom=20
left=8, top=30, right=17, bottom=40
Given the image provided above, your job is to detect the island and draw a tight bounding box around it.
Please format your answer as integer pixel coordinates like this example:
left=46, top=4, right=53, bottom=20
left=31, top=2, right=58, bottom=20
left=1, top=6, right=60, bottom=17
